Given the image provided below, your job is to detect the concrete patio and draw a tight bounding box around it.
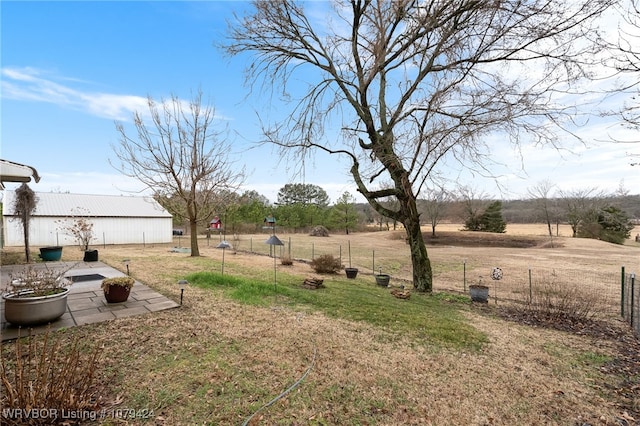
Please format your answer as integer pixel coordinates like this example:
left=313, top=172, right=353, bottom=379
left=1, top=261, right=180, bottom=341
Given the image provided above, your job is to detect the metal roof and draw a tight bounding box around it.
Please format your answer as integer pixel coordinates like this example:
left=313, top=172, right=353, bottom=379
left=2, top=191, right=172, bottom=218
left=0, top=159, right=40, bottom=189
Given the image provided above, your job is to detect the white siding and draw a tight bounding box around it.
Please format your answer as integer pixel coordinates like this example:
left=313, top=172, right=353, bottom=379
left=4, top=217, right=173, bottom=246
left=2, top=191, right=173, bottom=247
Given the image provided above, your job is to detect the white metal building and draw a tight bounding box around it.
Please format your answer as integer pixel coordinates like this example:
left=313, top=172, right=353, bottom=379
left=2, top=191, right=173, bottom=247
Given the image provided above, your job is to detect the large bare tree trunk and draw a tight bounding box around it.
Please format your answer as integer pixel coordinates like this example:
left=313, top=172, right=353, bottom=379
left=403, top=200, right=433, bottom=292
left=189, top=220, right=200, bottom=257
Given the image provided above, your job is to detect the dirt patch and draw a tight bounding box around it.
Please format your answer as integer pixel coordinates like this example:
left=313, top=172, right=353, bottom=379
left=423, top=230, right=551, bottom=248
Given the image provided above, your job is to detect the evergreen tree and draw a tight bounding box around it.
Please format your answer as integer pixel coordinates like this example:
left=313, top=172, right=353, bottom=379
left=477, top=201, right=507, bottom=233
left=578, top=205, right=634, bottom=244
left=329, top=192, right=359, bottom=234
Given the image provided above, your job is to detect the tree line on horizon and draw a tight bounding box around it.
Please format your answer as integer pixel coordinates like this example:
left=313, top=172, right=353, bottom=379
left=159, top=182, right=637, bottom=246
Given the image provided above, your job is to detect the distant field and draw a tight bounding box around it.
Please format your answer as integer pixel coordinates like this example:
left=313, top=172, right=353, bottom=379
left=435, top=222, right=577, bottom=237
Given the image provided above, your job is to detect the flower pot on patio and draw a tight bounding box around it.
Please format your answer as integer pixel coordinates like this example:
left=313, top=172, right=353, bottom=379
left=469, top=285, right=489, bottom=303
left=3, top=266, right=70, bottom=326
left=3, top=288, right=70, bottom=326
left=39, top=246, right=63, bottom=261
left=102, top=277, right=135, bottom=303
left=345, top=267, right=359, bottom=279
left=83, top=249, right=99, bottom=262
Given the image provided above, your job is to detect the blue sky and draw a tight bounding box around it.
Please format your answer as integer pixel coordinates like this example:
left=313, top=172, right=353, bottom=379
left=2, top=1, right=638, bottom=204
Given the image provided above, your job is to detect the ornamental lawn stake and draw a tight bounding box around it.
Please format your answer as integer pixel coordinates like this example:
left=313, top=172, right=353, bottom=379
left=266, top=235, right=285, bottom=292
left=491, top=267, right=503, bottom=304
left=216, top=240, right=232, bottom=276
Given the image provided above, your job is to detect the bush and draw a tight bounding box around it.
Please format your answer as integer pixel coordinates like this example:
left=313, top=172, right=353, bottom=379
left=516, top=274, right=602, bottom=322
left=101, top=276, right=135, bottom=293
left=310, top=254, right=342, bottom=274
left=309, top=226, right=330, bottom=237
left=1, top=329, right=103, bottom=425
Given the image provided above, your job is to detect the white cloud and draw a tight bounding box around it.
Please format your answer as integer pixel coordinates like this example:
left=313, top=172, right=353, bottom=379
left=1, top=171, right=152, bottom=197
left=1, top=67, right=147, bottom=121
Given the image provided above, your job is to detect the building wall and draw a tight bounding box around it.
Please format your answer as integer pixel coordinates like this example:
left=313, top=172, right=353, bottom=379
left=3, top=216, right=173, bottom=247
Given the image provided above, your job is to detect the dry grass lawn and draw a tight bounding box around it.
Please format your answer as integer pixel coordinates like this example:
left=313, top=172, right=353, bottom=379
left=2, top=224, right=639, bottom=425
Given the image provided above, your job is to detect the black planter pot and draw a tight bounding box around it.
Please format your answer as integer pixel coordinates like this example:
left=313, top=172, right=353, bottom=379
left=469, top=285, right=489, bottom=303
left=345, top=267, right=359, bottom=279
left=83, top=249, right=99, bottom=262
left=375, top=274, right=391, bottom=287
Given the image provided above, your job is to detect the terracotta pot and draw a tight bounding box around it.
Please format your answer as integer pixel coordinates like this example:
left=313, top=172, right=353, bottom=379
left=103, top=285, right=131, bottom=303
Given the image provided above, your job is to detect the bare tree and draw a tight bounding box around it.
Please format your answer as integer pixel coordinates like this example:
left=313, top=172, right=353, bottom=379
left=113, top=91, right=244, bottom=257
left=224, top=0, right=613, bottom=291
left=600, top=0, right=640, bottom=135
left=13, top=183, right=37, bottom=263
left=420, top=186, right=451, bottom=238
left=558, top=188, right=607, bottom=237
left=527, top=180, right=558, bottom=238
left=457, top=185, right=489, bottom=231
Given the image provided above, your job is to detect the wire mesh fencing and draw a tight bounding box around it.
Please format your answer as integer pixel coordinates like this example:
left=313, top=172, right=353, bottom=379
left=204, top=233, right=631, bottom=321
left=436, top=264, right=623, bottom=316
left=622, top=271, right=639, bottom=334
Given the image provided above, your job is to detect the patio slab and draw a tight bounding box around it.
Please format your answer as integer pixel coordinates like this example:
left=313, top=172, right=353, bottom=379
left=1, top=261, right=180, bottom=341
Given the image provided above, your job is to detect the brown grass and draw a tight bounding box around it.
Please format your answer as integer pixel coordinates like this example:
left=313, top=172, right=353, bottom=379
left=2, top=224, right=640, bottom=425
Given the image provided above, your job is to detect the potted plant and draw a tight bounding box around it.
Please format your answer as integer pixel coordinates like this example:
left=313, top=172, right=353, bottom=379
left=375, top=268, right=390, bottom=287
left=39, top=246, right=63, bottom=261
left=345, top=241, right=358, bottom=279
left=469, top=276, right=489, bottom=303
left=345, top=267, right=359, bottom=279
left=56, top=208, right=98, bottom=262
left=3, top=266, right=71, bottom=326
left=101, top=276, right=135, bottom=303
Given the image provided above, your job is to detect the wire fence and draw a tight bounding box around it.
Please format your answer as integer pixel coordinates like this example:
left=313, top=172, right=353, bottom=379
left=210, top=234, right=630, bottom=320
left=449, top=265, right=622, bottom=317
left=622, top=271, right=639, bottom=334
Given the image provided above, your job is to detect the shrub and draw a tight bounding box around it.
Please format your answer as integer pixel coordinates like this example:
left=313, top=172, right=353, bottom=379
left=280, top=255, right=293, bottom=266
left=310, top=254, right=342, bottom=274
left=101, top=276, right=135, bottom=293
left=1, top=329, right=103, bottom=425
left=516, top=273, right=602, bottom=322
left=309, top=226, right=330, bottom=237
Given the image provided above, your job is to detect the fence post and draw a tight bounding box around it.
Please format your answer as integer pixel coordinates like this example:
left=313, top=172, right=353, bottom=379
left=621, top=266, right=626, bottom=317
left=631, top=273, right=636, bottom=329
left=528, top=267, right=532, bottom=305
left=463, top=259, right=467, bottom=292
